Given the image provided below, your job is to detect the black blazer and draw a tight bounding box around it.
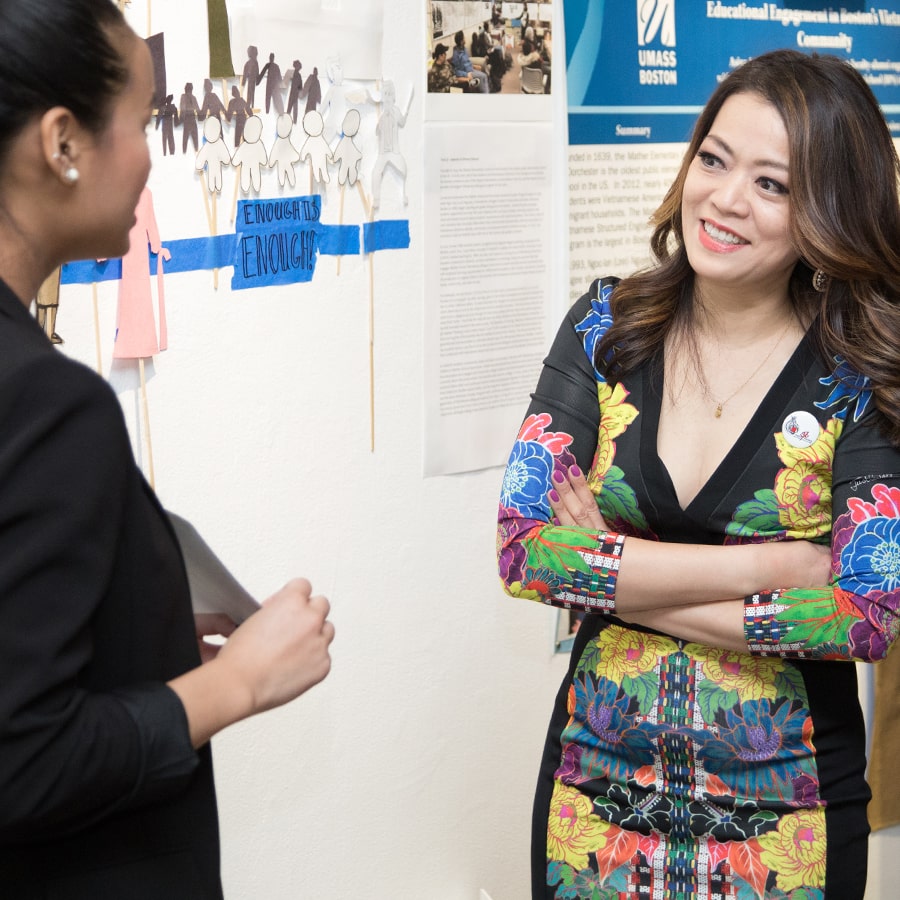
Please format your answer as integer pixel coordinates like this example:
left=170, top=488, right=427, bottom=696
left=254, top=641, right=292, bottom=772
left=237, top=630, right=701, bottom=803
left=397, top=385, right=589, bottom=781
left=0, top=281, right=222, bottom=898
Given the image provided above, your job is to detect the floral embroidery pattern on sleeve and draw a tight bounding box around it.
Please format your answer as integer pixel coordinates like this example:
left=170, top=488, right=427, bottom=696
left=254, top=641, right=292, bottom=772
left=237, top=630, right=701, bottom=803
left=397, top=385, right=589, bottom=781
left=745, top=480, right=900, bottom=659
left=497, top=413, right=622, bottom=611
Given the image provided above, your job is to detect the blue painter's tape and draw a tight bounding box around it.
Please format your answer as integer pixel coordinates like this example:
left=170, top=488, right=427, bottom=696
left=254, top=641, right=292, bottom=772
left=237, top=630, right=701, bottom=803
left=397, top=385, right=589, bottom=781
left=60, top=217, right=408, bottom=288
left=363, top=220, right=410, bottom=253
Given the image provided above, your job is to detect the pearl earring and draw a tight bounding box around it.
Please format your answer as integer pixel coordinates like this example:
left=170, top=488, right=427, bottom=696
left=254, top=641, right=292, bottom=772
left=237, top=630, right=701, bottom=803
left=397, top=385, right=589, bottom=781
left=63, top=166, right=80, bottom=184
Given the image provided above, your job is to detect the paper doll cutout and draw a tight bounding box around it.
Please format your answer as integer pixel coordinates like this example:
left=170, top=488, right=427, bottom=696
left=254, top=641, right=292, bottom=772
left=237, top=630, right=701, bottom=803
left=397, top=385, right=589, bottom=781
left=242, top=45, right=259, bottom=108
left=196, top=117, right=232, bottom=193
left=257, top=52, right=284, bottom=115
left=199, top=78, right=226, bottom=121
left=268, top=113, right=301, bottom=187
left=299, top=66, right=322, bottom=117
left=156, top=94, right=178, bottom=156
left=225, top=86, right=251, bottom=147
left=146, top=32, right=167, bottom=111
left=370, top=81, right=412, bottom=208
left=114, top=187, right=170, bottom=359
left=286, top=60, right=304, bottom=123
left=231, top=115, right=268, bottom=193
left=299, top=110, right=332, bottom=185
left=35, top=266, right=63, bottom=345
left=179, top=82, right=201, bottom=153
left=320, top=57, right=365, bottom=145
left=332, top=109, right=362, bottom=187
left=207, top=0, right=236, bottom=78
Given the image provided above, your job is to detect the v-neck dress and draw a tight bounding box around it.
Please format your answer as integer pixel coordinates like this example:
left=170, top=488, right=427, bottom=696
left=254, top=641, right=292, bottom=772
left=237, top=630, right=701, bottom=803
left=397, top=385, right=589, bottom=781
left=497, top=278, right=900, bottom=899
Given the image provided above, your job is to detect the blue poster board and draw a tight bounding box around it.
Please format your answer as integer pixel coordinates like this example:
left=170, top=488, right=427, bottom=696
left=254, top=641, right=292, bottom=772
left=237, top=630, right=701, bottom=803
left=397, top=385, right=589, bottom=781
left=565, top=0, right=900, bottom=144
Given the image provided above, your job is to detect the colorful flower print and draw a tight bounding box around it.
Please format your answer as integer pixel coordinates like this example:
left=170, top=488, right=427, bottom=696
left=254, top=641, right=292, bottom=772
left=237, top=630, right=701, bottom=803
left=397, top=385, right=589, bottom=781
left=816, top=356, right=872, bottom=422
left=773, top=418, right=841, bottom=541
left=691, top=645, right=785, bottom=704
left=586, top=625, right=677, bottom=687
left=496, top=506, right=531, bottom=585
left=829, top=485, right=900, bottom=659
left=757, top=807, right=826, bottom=892
left=500, top=435, right=554, bottom=518
left=725, top=488, right=785, bottom=542
left=574, top=282, right=615, bottom=379
left=563, top=673, right=660, bottom=784
left=839, top=516, right=900, bottom=595
left=547, top=781, right=611, bottom=870
left=701, top=699, right=815, bottom=802
left=589, top=382, right=639, bottom=488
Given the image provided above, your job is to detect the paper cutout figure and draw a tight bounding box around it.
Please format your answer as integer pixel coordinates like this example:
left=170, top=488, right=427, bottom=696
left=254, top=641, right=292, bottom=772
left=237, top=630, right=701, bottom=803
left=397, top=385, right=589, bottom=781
left=114, top=187, right=169, bottom=359
left=320, top=57, right=368, bottom=147
left=332, top=109, right=362, bottom=187
left=156, top=94, right=178, bottom=156
left=370, top=81, right=412, bottom=208
left=196, top=117, right=232, bottom=193
left=231, top=115, right=268, bottom=193
left=286, top=60, right=304, bottom=123
left=257, top=52, right=284, bottom=114
left=268, top=113, right=301, bottom=187
left=299, top=110, right=332, bottom=185
left=299, top=66, right=322, bottom=116
left=207, top=0, right=236, bottom=78
left=35, top=266, right=63, bottom=345
left=179, top=82, right=201, bottom=153
left=242, top=45, right=259, bottom=108
left=225, top=86, right=251, bottom=147
left=199, top=78, right=226, bottom=121
left=146, top=32, right=167, bottom=112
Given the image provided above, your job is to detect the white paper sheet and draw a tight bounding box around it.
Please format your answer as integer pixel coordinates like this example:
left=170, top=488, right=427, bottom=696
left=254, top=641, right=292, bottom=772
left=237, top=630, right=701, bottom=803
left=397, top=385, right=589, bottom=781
left=423, top=122, right=554, bottom=475
left=168, top=512, right=261, bottom=623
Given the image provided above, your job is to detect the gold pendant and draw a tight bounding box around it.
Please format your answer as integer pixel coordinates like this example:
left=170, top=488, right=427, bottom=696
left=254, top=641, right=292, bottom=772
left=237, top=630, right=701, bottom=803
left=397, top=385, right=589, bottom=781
left=714, top=403, right=723, bottom=418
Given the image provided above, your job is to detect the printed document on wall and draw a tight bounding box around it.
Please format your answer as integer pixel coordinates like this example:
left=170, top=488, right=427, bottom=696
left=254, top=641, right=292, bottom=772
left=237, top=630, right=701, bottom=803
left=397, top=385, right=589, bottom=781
left=423, top=122, right=553, bottom=476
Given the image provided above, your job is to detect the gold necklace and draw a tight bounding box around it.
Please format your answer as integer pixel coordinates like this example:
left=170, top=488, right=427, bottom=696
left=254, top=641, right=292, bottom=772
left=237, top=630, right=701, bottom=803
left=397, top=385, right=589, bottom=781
left=706, top=316, right=794, bottom=418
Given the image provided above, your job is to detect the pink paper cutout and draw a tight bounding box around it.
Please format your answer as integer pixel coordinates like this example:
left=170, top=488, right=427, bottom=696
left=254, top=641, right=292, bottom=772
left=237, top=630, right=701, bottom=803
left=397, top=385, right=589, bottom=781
left=113, top=187, right=170, bottom=359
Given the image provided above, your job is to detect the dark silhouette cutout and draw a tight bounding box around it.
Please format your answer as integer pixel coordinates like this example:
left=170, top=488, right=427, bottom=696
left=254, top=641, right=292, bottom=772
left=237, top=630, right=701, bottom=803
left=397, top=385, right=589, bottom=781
left=179, top=82, right=201, bottom=153
left=257, top=52, right=284, bottom=114
left=286, top=60, right=303, bottom=123
left=225, top=85, right=251, bottom=147
left=242, top=45, right=259, bottom=108
left=199, top=78, right=226, bottom=121
left=156, top=93, right=179, bottom=155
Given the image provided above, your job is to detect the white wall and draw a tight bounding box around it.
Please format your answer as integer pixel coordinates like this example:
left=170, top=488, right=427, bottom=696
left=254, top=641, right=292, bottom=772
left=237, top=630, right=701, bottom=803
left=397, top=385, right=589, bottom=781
left=54, top=2, right=899, bottom=897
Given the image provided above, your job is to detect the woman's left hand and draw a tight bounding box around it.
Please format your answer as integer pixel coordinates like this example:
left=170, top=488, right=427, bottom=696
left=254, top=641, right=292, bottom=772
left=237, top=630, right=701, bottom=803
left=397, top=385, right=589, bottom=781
left=547, top=465, right=609, bottom=531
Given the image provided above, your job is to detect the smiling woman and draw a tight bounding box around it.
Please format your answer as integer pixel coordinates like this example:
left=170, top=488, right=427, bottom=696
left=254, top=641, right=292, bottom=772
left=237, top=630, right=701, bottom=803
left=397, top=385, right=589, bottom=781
left=497, top=49, right=900, bottom=899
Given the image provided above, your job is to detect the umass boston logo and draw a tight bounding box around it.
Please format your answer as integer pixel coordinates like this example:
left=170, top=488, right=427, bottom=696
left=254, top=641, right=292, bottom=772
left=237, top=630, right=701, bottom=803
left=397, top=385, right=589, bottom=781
left=637, top=0, right=678, bottom=84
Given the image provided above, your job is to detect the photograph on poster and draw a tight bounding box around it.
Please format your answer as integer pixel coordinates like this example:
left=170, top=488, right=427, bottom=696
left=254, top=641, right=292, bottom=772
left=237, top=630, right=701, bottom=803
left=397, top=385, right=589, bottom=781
left=426, top=1, right=553, bottom=95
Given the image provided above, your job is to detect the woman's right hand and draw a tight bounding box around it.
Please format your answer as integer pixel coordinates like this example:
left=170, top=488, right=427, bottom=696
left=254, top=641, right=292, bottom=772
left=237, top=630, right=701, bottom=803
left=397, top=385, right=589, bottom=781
left=218, top=578, right=335, bottom=716
left=168, top=578, right=335, bottom=747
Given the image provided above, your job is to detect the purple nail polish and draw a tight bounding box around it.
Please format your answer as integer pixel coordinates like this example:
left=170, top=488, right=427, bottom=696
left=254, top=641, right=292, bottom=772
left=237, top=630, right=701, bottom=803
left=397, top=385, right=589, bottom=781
left=570, top=465, right=582, bottom=478
left=552, top=470, right=565, bottom=483
left=549, top=489, right=560, bottom=502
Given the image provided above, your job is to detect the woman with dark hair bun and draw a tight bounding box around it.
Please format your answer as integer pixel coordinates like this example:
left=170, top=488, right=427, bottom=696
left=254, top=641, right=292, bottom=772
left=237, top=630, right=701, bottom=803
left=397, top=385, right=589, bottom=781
left=498, top=49, right=900, bottom=898
left=0, top=3, right=334, bottom=897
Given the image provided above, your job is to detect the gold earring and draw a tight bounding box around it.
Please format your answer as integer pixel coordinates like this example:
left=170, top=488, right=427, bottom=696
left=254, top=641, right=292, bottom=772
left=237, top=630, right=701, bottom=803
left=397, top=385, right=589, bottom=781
left=812, top=269, right=829, bottom=292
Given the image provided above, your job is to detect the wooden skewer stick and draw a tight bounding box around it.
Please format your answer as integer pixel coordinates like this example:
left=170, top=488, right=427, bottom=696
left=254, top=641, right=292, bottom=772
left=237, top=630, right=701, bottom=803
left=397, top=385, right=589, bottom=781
left=91, top=283, right=102, bottom=375
left=366, top=199, right=375, bottom=452
left=211, top=191, right=219, bottom=290
left=138, top=357, right=156, bottom=489
left=336, top=183, right=345, bottom=276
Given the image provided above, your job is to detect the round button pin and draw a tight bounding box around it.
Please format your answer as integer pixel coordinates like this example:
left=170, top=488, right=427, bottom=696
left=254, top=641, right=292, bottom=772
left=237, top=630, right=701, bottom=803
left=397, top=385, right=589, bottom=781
left=782, top=410, right=821, bottom=448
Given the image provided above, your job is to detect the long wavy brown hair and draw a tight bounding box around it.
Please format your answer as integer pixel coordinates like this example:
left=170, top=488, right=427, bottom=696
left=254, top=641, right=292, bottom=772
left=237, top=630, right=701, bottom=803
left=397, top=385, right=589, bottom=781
left=596, top=49, right=900, bottom=444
